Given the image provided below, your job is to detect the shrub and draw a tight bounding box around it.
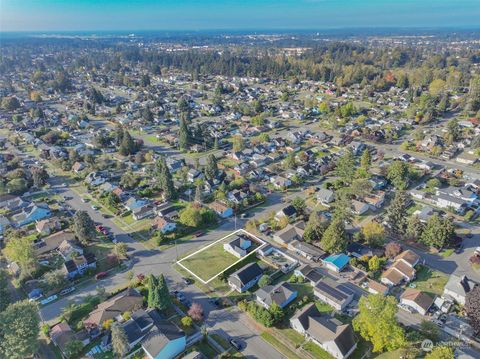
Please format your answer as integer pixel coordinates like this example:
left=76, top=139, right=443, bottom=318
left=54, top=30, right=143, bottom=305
left=181, top=316, right=193, bottom=328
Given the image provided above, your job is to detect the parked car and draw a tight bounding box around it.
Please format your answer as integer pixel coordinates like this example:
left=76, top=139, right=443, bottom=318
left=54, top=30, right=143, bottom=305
left=60, top=287, right=76, bottom=296
left=182, top=277, right=192, bottom=285
left=95, top=272, right=108, bottom=280
left=229, top=338, right=242, bottom=351
left=192, top=231, right=205, bottom=237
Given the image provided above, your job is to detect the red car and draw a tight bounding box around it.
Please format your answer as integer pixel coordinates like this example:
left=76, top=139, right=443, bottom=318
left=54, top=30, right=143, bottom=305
left=192, top=231, right=205, bottom=238
left=95, top=272, right=108, bottom=280
left=96, top=225, right=105, bottom=232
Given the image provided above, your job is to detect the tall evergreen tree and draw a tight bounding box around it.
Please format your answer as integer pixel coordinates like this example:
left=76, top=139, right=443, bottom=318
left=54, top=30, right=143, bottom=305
left=156, top=156, right=175, bottom=200
left=156, top=274, right=172, bottom=311
left=0, top=270, right=11, bottom=312
left=205, top=154, right=218, bottom=180
left=360, top=149, right=371, bottom=170
left=147, top=274, right=159, bottom=309
left=111, top=323, right=129, bottom=357
left=335, top=148, right=356, bottom=183
left=386, top=191, right=409, bottom=237
left=119, top=130, right=136, bottom=156
left=320, top=218, right=347, bottom=253
left=73, top=211, right=96, bottom=245
left=178, top=113, right=191, bottom=151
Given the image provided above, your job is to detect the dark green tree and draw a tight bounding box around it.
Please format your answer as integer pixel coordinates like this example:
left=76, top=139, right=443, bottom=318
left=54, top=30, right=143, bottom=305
left=386, top=191, right=409, bottom=237
left=0, top=270, right=11, bottom=312
left=205, top=154, right=218, bottom=181
left=336, top=148, right=356, bottom=183
left=0, top=301, right=40, bottom=359
left=156, top=156, right=176, bottom=200
left=178, top=114, right=191, bottom=151
left=73, top=211, right=96, bottom=245
left=320, top=218, right=347, bottom=253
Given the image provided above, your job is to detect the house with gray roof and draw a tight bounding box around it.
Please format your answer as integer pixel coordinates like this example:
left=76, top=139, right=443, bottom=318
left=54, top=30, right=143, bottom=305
left=255, top=282, right=298, bottom=309
left=290, top=303, right=357, bottom=359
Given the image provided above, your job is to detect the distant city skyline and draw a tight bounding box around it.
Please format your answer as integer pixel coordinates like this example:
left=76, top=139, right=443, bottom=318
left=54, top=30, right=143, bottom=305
left=1, top=0, right=480, bottom=32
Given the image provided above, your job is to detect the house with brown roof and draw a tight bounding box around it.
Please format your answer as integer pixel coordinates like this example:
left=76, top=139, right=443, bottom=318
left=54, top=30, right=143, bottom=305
left=34, top=230, right=76, bottom=256
left=290, top=303, right=357, bottom=359
left=84, top=288, right=143, bottom=330
left=381, top=250, right=420, bottom=287
left=208, top=201, right=233, bottom=218
left=366, top=279, right=389, bottom=295
left=273, top=221, right=305, bottom=246
left=151, top=216, right=177, bottom=234
left=400, top=288, right=434, bottom=315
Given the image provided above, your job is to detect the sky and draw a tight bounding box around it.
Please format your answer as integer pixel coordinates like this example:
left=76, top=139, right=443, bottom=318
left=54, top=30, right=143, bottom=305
left=1, top=0, right=480, bottom=32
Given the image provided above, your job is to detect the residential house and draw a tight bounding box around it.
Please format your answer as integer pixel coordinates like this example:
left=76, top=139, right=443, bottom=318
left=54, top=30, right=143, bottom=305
left=270, top=175, right=292, bottom=189
left=72, top=161, right=86, bottom=173
left=228, top=262, right=263, bottom=293
left=58, top=239, right=84, bottom=260
left=50, top=322, right=88, bottom=356
left=255, top=282, right=298, bottom=309
left=36, top=217, right=62, bottom=235
left=34, top=230, right=76, bottom=257
left=314, top=280, right=354, bottom=311
left=323, top=254, right=350, bottom=273
left=317, top=188, right=335, bottom=206
left=85, top=172, right=107, bottom=186
left=64, top=252, right=96, bottom=279
left=351, top=200, right=369, bottom=215
left=346, top=243, right=373, bottom=259
left=223, top=234, right=252, bottom=258
left=275, top=205, right=297, bottom=222
left=381, top=250, right=420, bottom=287
left=273, top=221, right=305, bottom=246
left=12, top=203, right=51, bottom=227
left=208, top=201, right=233, bottom=218
left=290, top=303, right=357, bottom=359
left=295, top=265, right=323, bottom=286
left=0, top=215, right=11, bottom=237
left=443, top=275, right=478, bottom=305
left=400, top=288, right=434, bottom=315
left=84, top=288, right=144, bottom=331
left=366, top=280, right=389, bottom=295
left=288, top=240, right=325, bottom=262
left=151, top=217, right=177, bottom=234
left=141, top=312, right=186, bottom=359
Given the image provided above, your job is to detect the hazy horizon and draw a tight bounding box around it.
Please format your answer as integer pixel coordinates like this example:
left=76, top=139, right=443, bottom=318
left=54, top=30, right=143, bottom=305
left=1, top=0, right=480, bottom=32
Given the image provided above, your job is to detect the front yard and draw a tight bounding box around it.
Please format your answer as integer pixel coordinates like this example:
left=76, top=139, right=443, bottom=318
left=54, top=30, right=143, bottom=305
left=411, top=265, right=448, bottom=296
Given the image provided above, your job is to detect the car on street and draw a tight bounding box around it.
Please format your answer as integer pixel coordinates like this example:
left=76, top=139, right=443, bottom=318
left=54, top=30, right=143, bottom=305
left=182, top=277, right=192, bottom=285
left=91, top=205, right=99, bottom=210
left=192, top=231, right=205, bottom=237
left=95, top=272, right=108, bottom=280
left=60, top=287, right=76, bottom=296
left=81, top=198, right=88, bottom=203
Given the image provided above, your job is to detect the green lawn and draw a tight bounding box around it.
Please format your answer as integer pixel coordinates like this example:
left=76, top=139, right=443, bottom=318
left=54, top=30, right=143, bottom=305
left=315, top=301, right=334, bottom=314
left=179, top=242, right=239, bottom=282
left=303, top=341, right=333, bottom=359
left=411, top=265, right=448, bottom=296
left=276, top=328, right=305, bottom=347
left=186, top=342, right=219, bottom=359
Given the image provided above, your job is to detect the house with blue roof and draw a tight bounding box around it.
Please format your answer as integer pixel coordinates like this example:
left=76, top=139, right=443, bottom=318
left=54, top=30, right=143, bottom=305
left=12, top=204, right=51, bottom=227
left=322, top=253, right=350, bottom=273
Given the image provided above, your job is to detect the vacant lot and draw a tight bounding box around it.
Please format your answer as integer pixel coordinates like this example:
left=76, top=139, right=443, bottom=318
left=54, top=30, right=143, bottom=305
left=179, top=241, right=239, bottom=282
